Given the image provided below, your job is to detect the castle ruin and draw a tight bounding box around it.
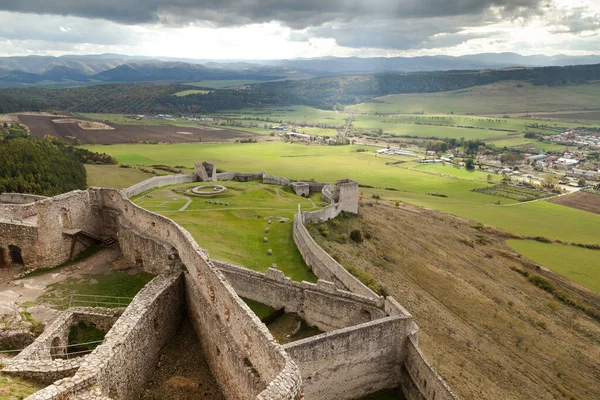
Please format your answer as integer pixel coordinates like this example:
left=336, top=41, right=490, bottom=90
left=0, top=164, right=457, bottom=400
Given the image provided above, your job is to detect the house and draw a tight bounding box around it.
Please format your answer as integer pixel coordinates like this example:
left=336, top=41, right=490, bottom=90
left=527, top=154, right=547, bottom=163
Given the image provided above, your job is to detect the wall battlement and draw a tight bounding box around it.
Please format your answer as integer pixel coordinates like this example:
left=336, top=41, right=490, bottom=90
left=1, top=161, right=457, bottom=400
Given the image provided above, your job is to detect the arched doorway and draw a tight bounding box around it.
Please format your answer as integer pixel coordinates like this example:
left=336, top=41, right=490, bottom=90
left=8, top=245, right=23, bottom=265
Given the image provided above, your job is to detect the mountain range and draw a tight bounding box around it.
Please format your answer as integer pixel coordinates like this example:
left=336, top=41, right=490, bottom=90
left=0, top=52, right=599, bottom=88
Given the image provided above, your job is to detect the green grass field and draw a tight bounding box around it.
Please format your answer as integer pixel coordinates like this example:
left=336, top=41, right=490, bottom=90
left=345, top=81, right=600, bottom=115
left=85, top=164, right=155, bottom=188
left=184, top=80, right=264, bottom=89
left=507, top=240, right=600, bottom=293
left=173, top=89, right=211, bottom=96
left=132, top=181, right=318, bottom=282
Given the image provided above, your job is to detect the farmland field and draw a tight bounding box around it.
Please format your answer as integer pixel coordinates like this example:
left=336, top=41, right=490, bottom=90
left=184, top=80, right=264, bottom=89
left=346, top=81, right=600, bottom=115
left=173, top=89, right=211, bottom=96
left=507, top=240, right=600, bottom=293
left=549, top=191, right=600, bottom=214
left=19, top=114, right=249, bottom=144
left=131, top=181, right=318, bottom=282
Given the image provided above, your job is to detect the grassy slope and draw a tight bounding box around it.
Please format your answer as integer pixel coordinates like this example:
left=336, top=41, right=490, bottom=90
left=346, top=81, right=600, bottom=114
left=310, top=201, right=600, bottom=400
left=132, top=182, right=318, bottom=282
left=0, top=374, right=45, bottom=399
left=507, top=240, right=600, bottom=293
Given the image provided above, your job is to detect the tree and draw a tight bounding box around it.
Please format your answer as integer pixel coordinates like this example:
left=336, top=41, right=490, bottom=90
left=465, top=158, right=476, bottom=171
left=543, top=174, right=557, bottom=188
left=578, top=177, right=587, bottom=187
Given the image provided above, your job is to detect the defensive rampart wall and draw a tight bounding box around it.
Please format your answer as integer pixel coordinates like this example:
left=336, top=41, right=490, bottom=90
left=95, top=188, right=301, bottom=399
left=214, top=260, right=386, bottom=331
left=120, top=173, right=196, bottom=198
left=3, top=307, right=122, bottom=384
left=262, top=174, right=290, bottom=186
left=0, top=193, right=47, bottom=204
left=216, top=171, right=265, bottom=182
left=293, top=213, right=377, bottom=298
left=284, top=316, right=411, bottom=400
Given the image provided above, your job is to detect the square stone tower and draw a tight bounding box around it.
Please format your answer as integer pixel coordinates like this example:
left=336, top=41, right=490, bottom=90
left=194, top=162, right=217, bottom=182
left=333, top=179, right=359, bottom=214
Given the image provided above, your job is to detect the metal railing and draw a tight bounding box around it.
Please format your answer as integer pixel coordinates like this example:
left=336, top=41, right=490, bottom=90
left=67, top=293, right=133, bottom=308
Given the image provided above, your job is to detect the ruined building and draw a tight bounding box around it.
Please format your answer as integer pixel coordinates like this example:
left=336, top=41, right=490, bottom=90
left=0, top=164, right=457, bottom=400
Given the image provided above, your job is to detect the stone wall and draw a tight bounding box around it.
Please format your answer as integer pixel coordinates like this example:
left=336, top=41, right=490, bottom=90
left=321, top=185, right=333, bottom=203
left=0, top=220, right=37, bottom=267
left=94, top=188, right=302, bottom=400
left=0, top=202, right=38, bottom=220
left=216, top=171, right=264, bottom=182
left=3, top=307, right=122, bottom=384
left=214, top=260, right=386, bottom=331
left=263, top=174, right=290, bottom=186
left=284, top=316, right=411, bottom=400
left=21, top=272, right=184, bottom=400
left=402, top=337, right=458, bottom=400
left=293, top=214, right=378, bottom=298
left=0, top=193, right=47, bottom=204
left=120, top=174, right=196, bottom=198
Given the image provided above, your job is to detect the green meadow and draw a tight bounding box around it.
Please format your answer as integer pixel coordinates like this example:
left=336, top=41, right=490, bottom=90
left=346, top=81, right=600, bottom=115
left=173, top=89, right=211, bottom=96
left=131, top=181, right=318, bottom=282
left=84, top=142, right=600, bottom=246
left=507, top=240, right=600, bottom=294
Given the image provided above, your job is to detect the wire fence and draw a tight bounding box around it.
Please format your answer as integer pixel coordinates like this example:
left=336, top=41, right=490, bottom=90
left=0, top=294, right=133, bottom=356
left=67, top=293, right=132, bottom=308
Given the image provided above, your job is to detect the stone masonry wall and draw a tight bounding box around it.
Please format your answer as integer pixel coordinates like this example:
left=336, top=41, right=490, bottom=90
left=214, top=260, right=386, bottom=331
left=23, top=272, right=184, bottom=400
left=94, top=188, right=301, bottom=399
left=0, top=202, right=38, bottom=220
left=402, top=337, right=458, bottom=400
left=263, top=174, right=290, bottom=186
left=293, top=213, right=378, bottom=298
left=120, top=174, right=197, bottom=199
left=0, top=193, right=47, bottom=204
left=284, top=316, right=411, bottom=400
left=0, top=220, right=37, bottom=267
left=4, top=308, right=122, bottom=384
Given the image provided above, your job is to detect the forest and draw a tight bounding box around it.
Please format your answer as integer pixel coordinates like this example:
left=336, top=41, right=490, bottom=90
left=0, top=63, right=598, bottom=114
left=0, top=124, right=115, bottom=195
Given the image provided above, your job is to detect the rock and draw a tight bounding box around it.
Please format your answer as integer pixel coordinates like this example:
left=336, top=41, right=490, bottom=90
left=267, top=249, right=273, bottom=255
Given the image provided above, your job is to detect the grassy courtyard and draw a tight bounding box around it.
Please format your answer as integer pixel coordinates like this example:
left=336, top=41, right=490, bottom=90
left=132, top=181, right=319, bottom=282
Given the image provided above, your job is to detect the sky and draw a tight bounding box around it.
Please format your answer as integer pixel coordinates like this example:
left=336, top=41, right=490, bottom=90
left=0, top=0, right=598, bottom=59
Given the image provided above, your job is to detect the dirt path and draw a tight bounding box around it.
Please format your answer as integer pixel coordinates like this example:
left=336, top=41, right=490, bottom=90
left=178, top=195, right=193, bottom=212
left=487, top=189, right=577, bottom=207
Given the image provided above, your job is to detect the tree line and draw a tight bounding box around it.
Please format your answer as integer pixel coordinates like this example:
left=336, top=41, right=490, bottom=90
left=0, top=63, right=598, bottom=113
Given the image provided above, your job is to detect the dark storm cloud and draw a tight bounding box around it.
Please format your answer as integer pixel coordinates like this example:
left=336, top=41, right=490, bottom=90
left=0, top=0, right=547, bottom=29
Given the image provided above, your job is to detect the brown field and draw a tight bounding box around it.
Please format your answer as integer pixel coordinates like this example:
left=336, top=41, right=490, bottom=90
left=309, top=201, right=600, bottom=400
left=52, top=118, right=114, bottom=130
left=18, top=114, right=250, bottom=144
left=549, top=191, right=600, bottom=214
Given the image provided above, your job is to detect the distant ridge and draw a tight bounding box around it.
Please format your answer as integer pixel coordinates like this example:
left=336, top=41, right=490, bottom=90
left=0, top=52, right=599, bottom=87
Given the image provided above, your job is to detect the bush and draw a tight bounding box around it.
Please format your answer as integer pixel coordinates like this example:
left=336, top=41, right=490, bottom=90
left=529, top=275, right=556, bottom=293
left=345, top=265, right=382, bottom=295
left=510, top=265, right=529, bottom=277
left=371, top=194, right=381, bottom=200
left=365, top=232, right=372, bottom=240
left=350, top=229, right=363, bottom=243
left=336, top=233, right=348, bottom=243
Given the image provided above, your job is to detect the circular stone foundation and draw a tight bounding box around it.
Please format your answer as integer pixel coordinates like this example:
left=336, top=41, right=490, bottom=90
left=192, top=185, right=227, bottom=195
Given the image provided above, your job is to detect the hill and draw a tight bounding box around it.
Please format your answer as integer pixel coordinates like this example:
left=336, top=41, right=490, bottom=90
left=307, top=201, right=600, bottom=400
